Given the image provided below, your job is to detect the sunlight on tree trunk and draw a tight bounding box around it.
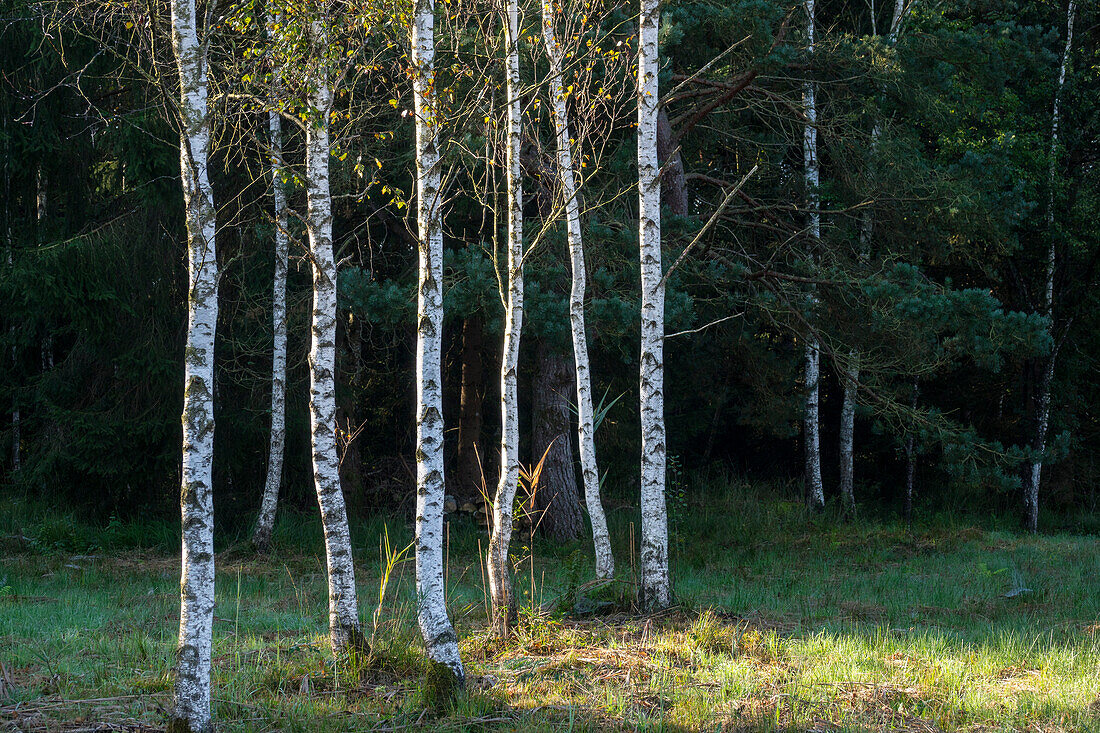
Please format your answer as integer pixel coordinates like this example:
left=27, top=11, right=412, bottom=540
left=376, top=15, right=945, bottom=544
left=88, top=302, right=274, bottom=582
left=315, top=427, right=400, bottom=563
left=802, top=0, right=824, bottom=512
left=541, top=0, right=614, bottom=578
left=254, top=56, right=288, bottom=553
left=1024, top=0, right=1076, bottom=534
left=638, top=0, right=670, bottom=611
left=411, top=0, right=465, bottom=686
left=306, top=19, right=362, bottom=654
left=487, top=0, right=525, bottom=638
left=169, top=0, right=217, bottom=727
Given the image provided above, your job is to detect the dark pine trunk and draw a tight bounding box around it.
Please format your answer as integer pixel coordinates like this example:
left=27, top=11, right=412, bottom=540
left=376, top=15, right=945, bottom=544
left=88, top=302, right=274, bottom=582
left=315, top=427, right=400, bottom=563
left=531, top=341, right=583, bottom=542
left=456, top=315, right=485, bottom=502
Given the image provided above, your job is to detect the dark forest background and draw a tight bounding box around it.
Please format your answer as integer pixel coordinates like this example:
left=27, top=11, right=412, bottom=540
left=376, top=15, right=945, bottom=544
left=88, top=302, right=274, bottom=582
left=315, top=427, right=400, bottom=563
left=2, top=0, right=1098, bottom=534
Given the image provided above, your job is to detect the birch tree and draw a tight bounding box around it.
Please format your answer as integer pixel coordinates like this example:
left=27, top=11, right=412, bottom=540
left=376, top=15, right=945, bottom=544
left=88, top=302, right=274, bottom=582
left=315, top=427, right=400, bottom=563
left=638, top=0, right=670, bottom=610
left=1023, top=0, right=1076, bottom=533
left=304, top=11, right=363, bottom=653
left=541, top=0, right=614, bottom=579
left=168, top=0, right=218, bottom=725
left=801, top=0, right=824, bottom=512
left=487, top=0, right=524, bottom=636
left=253, top=13, right=288, bottom=553
left=838, top=0, right=908, bottom=514
left=411, top=0, right=465, bottom=686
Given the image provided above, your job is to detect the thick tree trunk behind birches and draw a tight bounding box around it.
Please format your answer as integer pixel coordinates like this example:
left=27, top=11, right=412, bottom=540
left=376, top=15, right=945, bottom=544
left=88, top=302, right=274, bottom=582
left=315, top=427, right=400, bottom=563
left=656, top=109, right=688, bottom=217
left=411, top=0, right=465, bottom=685
left=802, top=0, right=824, bottom=512
left=903, top=380, right=919, bottom=526
left=456, top=315, right=485, bottom=501
left=638, top=0, right=671, bottom=611
left=531, top=342, right=584, bottom=541
left=1024, top=0, right=1076, bottom=534
left=487, top=0, right=524, bottom=638
left=306, top=45, right=362, bottom=655
left=541, top=0, right=614, bottom=578
left=253, top=105, right=288, bottom=553
left=168, top=0, right=218, bottom=729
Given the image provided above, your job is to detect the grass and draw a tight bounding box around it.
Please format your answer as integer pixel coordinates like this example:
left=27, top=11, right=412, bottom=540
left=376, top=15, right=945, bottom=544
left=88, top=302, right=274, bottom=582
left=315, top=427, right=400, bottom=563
left=2, top=472, right=1100, bottom=731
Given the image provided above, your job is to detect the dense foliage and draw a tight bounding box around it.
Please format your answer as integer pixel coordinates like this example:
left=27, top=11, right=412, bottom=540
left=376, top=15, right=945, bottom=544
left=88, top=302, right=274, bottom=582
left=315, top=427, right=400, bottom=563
left=1, top=0, right=1097, bottom=531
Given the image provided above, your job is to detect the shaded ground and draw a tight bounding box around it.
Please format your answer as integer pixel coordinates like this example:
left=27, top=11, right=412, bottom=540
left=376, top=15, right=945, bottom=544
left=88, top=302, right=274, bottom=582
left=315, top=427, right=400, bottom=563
left=2, top=476, right=1100, bottom=731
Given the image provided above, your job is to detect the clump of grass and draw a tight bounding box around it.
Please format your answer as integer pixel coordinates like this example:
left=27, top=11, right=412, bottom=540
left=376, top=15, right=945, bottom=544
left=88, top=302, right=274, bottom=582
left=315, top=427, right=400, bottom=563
left=418, top=660, right=462, bottom=712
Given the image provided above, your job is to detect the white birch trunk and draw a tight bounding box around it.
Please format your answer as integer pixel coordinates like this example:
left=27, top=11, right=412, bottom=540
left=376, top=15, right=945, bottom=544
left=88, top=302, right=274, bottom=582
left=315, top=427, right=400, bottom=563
left=802, top=0, right=824, bottom=511
left=839, top=0, right=908, bottom=513
left=638, top=0, right=670, bottom=611
left=487, top=0, right=525, bottom=636
left=541, top=0, right=615, bottom=580
left=254, top=101, right=288, bottom=553
left=411, top=0, right=465, bottom=685
left=306, top=30, right=362, bottom=652
left=169, top=0, right=217, bottom=728
left=1024, top=0, right=1075, bottom=533
left=839, top=353, right=857, bottom=513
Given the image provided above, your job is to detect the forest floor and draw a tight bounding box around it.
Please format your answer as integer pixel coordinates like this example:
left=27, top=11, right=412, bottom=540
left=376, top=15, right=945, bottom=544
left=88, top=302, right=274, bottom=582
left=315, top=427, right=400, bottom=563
left=2, top=475, right=1100, bottom=732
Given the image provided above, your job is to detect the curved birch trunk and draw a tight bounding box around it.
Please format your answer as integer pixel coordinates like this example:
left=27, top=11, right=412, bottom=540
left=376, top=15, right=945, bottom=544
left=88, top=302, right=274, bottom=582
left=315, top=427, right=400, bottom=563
left=168, top=0, right=217, bottom=728
left=253, top=99, right=288, bottom=553
left=1024, top=0, right=1076, bottom=533
left=638, top=0, right=670, bottom=611
left=306, top=34, right=362, bottom=653
left=802, top=0, right=824, bottom=512
left=541, top=0, right=614, bottom=578
left=487, top=0, right=524, bottom=637
left=411, top=0, right=465, bottom=686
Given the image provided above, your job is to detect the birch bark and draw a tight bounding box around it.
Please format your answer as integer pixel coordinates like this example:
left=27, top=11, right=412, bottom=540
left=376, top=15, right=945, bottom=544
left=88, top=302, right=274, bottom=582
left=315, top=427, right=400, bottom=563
left=1024, top=0, right=1076, bottom=533
left=487, top=0, right=524, bottom=637
left=168, top=0, right=217, bottom=727
left=411, top=0, right=465, bottom=685
left=839, top=0, right=908, bottom=514
left=802, top=0, right=824, bottom=512
left=638, top=0, right=670, bottom=610
left=254, top=57, right=288, bottom=553
left=306, top=18, right=362, bottom=653
left=541, top=0, right=614, bottom=578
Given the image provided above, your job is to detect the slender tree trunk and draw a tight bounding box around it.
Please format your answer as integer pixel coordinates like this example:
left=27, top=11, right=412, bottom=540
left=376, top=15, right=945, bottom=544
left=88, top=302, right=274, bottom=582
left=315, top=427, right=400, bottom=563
left=903, top=380, right=919, bottom=526
left=802, top=0, right=824, bottom=512
left=839, top=355, right=857, bottom=514
left=456, top=315, right=485, bottom=501
left=541, top=0, right=614, bottom=578
left=1024, top=0, right=1076, bottom=534
left=306, top=29, right=362, bottom=654
left=531, top=342, right=584, bottom=541
left=7, top=247, right=17, bottom=474
left=168, top=0, right=217, bottom=728
left=487, top=0, right=524, bottom=638
left=638, top=0, right=670, bottom=611
left=411, top=0, right=465, bottom=685
left=253, top=95, right=288, bottom=553
left=840, top=0, right=909, bottom=515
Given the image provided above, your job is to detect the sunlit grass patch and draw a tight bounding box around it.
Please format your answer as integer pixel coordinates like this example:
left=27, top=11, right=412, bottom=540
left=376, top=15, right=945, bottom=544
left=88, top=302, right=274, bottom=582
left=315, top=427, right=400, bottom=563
left=4, top=479, right=1100, bottom=730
